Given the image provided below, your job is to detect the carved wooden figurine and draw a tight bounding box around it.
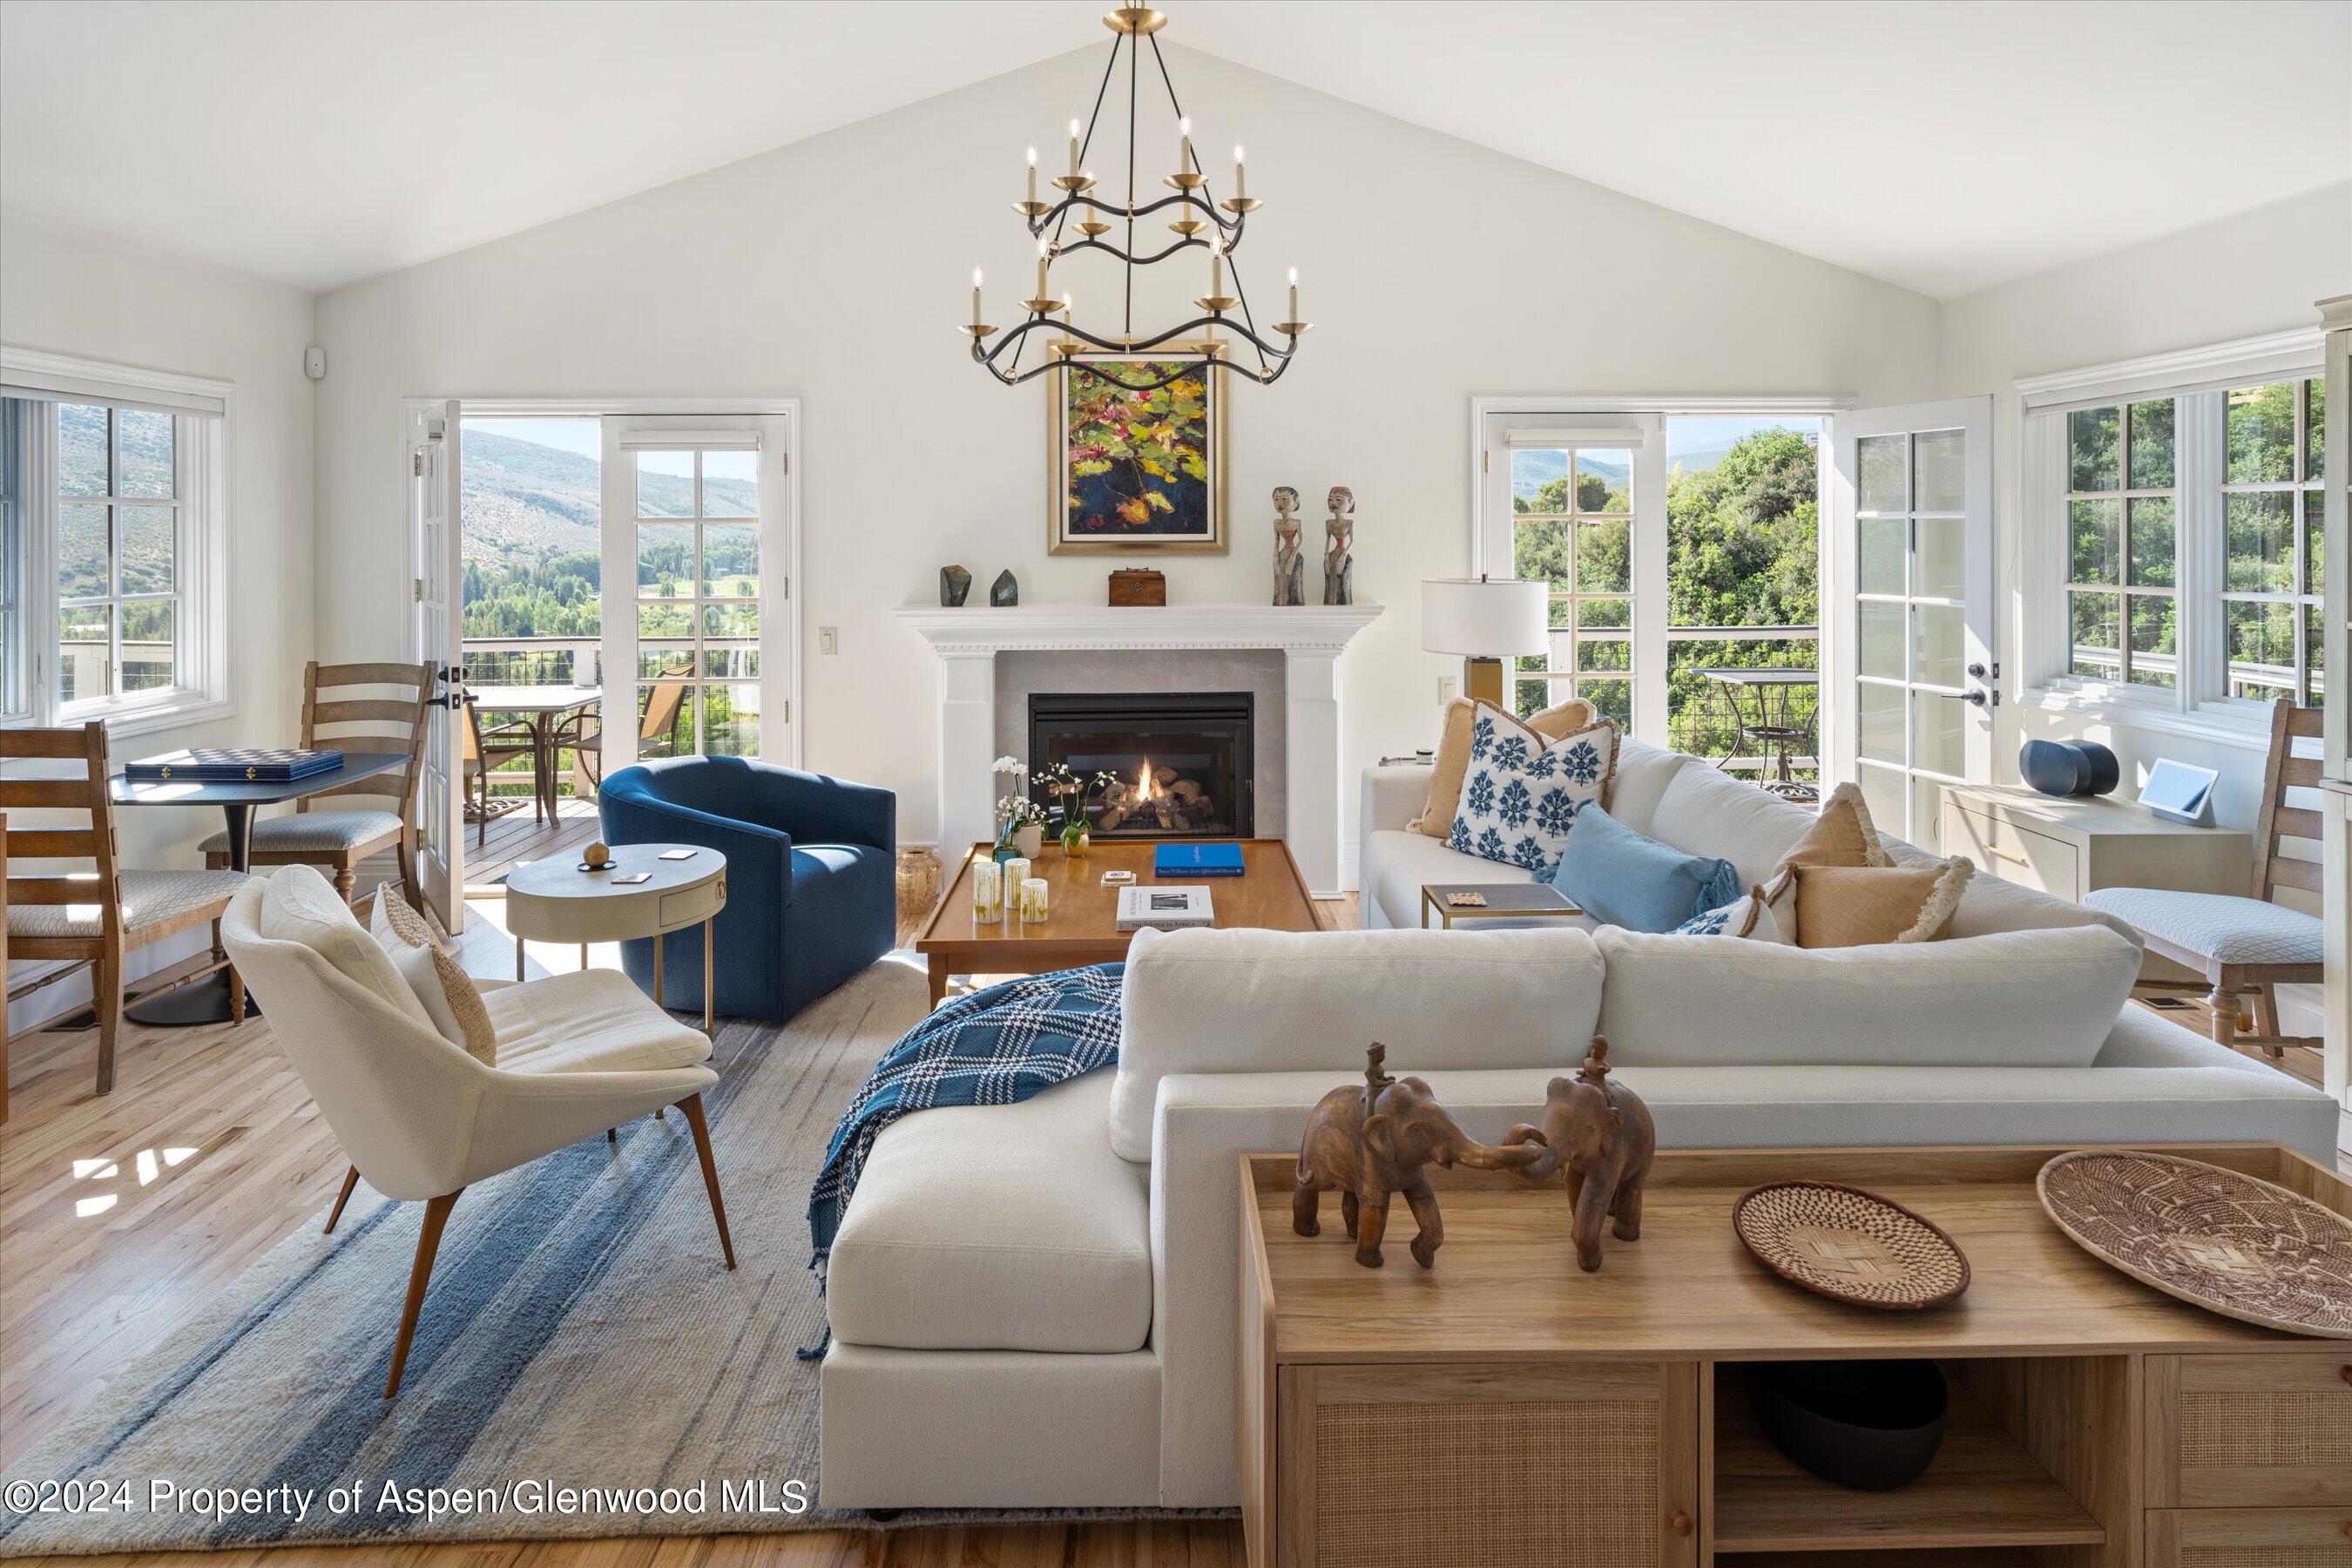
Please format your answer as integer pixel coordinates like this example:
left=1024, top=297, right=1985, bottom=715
left=1271, top=486, right=1306, bottom=606
left=1294, top=1044, right=1548, bottom=1268
left=1321, top=485, right=1355, bottom=605
left=1506, top=1035, right=1656, bottom=1273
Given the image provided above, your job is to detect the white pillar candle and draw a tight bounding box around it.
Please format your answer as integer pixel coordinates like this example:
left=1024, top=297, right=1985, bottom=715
left=972, top=860, right=1003, bottom=921
left=1020, top=877, right=1051, bottom=923
left=1003, top=856, right=1031, bottom=894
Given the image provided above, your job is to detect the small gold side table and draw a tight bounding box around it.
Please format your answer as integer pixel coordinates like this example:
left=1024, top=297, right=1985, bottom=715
left=1419, top=882, right=1584, bottom=929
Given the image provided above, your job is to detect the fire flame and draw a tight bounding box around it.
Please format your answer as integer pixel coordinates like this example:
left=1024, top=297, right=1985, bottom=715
left=1136, top=760, right=1159, bottom=802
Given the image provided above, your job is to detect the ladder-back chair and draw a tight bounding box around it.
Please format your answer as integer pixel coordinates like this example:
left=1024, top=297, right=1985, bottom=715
left=202, top=660, right=436, bottom=905
left=2087, top=698, right=2325, bottom=1057
left=3, top=722, right=251, bottom=1097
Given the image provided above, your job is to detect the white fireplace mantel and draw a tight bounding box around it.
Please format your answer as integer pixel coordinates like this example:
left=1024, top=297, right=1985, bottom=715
left=896, top=602, right=1385, bottom=896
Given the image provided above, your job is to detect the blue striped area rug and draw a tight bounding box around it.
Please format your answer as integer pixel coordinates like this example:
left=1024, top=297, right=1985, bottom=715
left=0, top=951, right=1058, bottom=1557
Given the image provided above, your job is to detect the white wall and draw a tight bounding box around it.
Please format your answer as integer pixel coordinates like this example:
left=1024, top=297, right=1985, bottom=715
left=1942, top=183, right=2352, bottom=827
left=311, top=44, right=1943, bottom=857
left=1, top=213, right=317, bottom=1023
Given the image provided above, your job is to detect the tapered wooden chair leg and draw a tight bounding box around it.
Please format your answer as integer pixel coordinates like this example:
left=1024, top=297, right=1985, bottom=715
left=385, top=1189, right=462, bottom=1397
left=324, top=1165, right=361, bottom=1233
left=678, top=1093, right=735, bottom=1270
left=93, top=950, right=121, bottom=1097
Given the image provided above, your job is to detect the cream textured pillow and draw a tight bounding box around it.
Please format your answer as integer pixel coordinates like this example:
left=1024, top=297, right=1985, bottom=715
left=259, top=866, right=436, bottom=1031
left=1789, top=859, right=1973, bottom=950
left=1774, top=781, right=1895, bottom=874
left=1411, top=694, right=1598, bottom=838
left=369, top=889, right=498, bottom=1064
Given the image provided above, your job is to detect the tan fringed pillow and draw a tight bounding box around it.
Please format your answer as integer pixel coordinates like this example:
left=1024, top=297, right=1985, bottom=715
left=1789, top=858, right=1973, bottom=949
left=1412, top=694, right=1598, bottom=837
left=368, top=889, right=498, bottom=1064
left=1774, top=781, right=1896, bottom=873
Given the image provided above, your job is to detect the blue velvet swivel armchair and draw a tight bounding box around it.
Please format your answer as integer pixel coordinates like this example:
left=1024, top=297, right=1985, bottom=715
left=597, top=757, right=896, bottom=1024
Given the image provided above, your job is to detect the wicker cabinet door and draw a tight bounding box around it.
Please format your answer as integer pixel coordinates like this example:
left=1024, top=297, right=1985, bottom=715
left=2150, top=1355, right=2352, bottom=1508
left=2147, top=1508, right=2352, bottom=1566
left=1275, top=1361, right=1699, bottom=1568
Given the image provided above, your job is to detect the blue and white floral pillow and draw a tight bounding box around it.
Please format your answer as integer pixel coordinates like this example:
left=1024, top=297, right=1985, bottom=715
left=1673, top=873, right=1792, bottom=943
left=1447, top=706, right=1619, bottom=875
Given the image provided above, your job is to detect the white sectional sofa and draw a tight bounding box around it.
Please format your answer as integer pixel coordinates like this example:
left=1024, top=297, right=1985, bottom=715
left=816, top=740, right=2341, bottom=1511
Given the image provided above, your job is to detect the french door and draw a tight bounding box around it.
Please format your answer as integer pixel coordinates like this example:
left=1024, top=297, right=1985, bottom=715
left=598, top=416, right=794, bottom=774
left=1827, top=396, right=1996, bottom=849
left=404, top=399, right=466, bottom=932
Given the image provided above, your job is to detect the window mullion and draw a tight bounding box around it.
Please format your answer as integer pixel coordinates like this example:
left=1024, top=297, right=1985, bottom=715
left=2176, top=390, right=2225, bottom=711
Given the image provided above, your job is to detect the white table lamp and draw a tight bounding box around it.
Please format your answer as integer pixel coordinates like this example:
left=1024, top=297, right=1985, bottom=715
left=1423, top=576, right=1549, bottom=708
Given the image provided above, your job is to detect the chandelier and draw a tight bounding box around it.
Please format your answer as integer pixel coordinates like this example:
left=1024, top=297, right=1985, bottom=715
left=963, top=5, right=1309, bottom=394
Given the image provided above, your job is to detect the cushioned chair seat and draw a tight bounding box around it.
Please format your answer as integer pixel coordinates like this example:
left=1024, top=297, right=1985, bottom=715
left=2084, top=887, right=2323, bottom=964
left=200, top=810, right=403, bottom=855
left=827, top=1072, right=1152, bottom=1354
left=7, top=868, right=252, bottom=938
left=483, top=968, right=713, bottom=1074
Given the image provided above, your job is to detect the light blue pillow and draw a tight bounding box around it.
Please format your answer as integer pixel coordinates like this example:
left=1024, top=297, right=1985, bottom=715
left=1550, top=801, right=1740, bottom=932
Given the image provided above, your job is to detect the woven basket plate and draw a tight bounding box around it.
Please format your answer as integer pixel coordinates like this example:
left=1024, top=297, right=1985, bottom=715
left=2038, top=1150, right=2352, bottom=1339
left=1731, top=1180, right=1970, bottom=1310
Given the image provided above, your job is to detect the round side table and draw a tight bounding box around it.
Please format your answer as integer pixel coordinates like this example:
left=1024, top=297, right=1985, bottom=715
left=505, top=842, right=728, bottom=1035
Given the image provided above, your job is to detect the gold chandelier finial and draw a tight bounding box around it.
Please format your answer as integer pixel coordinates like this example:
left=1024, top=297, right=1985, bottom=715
left=1104, top=8, right=1167, bottom=35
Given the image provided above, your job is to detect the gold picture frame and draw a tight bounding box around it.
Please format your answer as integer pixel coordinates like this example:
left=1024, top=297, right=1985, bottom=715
left=1047, top=350, right=1229, bottom=555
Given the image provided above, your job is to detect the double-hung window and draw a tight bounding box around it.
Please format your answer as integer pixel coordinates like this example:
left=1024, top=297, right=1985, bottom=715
left=0, top=349, right=231, bottom=732
left=2024, top=335, right=2327, bottom=733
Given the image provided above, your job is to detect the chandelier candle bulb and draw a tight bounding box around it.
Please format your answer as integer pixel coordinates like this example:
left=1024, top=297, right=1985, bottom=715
left=1288, top=267, right=1298, bottom=322
left=1179, top=116, right=1193, bottom=173
left=972, top=268, right=983, bottom=328
left=1068, top=118, right=1081, bottom=178
left=1233, top=146, right=1247, bottom=201
left=1027, top=146, right=1037, bottom=206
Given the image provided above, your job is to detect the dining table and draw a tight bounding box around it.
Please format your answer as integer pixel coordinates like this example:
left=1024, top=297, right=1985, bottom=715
left=108, top=749, right=411, bottom=1025
left=469, top=684, right=602, bottom=826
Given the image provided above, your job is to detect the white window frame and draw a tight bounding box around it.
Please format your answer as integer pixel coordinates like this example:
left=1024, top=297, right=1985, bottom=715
left=1470, top=395, right=1847, bottom=747
left=2017, top=328, right=2325, bottom=750
left=0, top=348, right=235, bottom=738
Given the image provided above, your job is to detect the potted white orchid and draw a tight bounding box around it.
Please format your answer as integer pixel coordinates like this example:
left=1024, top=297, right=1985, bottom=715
left=990, top=756, right=1046, bottom=860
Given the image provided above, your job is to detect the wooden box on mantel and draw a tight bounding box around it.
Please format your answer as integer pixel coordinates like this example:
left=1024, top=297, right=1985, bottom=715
left=1237, top=1142, right=2352, bottom=1568
left=1107, top=569, right=1166, bottom=607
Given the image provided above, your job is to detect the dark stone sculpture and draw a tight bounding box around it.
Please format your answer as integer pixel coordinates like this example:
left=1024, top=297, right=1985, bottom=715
left=990, top=569, right=1019, bottom=607
left=940, top=564, right=972, bottom=606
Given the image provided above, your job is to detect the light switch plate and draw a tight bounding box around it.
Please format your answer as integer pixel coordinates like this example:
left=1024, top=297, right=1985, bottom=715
left=818, top=625, right=839, bottom=655
left=1437, top=675, right=1459, bottom=706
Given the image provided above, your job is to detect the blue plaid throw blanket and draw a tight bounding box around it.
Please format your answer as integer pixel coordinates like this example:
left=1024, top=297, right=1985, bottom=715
left=807, top=963, right=1125, bottom=1280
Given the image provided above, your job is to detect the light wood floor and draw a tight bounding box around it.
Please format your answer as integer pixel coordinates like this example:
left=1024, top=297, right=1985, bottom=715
left=0, top=806, right=1316, bottom=1566
left=3, top=808, right=2337, bottom=1567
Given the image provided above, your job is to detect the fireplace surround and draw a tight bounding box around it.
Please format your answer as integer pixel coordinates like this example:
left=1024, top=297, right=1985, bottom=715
left=1030, top=692, right=1254, bottom=838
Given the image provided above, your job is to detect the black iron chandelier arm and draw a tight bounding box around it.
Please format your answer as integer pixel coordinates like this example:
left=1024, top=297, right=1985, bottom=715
left=978, top=312, right=1297, bottom=368
left=1027, top=188, right=1243, bottom=239
left=1053, top=233, right=1228, bottom=268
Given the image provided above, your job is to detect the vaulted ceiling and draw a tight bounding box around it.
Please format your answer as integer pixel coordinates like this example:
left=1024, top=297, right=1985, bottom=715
left=3, top=0, right=2346, bottom=298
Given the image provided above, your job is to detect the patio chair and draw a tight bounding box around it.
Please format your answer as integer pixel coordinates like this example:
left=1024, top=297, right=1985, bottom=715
left=463, top=696, right=539, bottom=844
left=564, top=667, right=694, bottom=784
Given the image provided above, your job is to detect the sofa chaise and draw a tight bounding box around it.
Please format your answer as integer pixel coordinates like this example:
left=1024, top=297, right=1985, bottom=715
left=815, top=739, right=2342, bottom=1511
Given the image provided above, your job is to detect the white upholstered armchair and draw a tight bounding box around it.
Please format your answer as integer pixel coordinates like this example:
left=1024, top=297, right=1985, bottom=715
left=218, top=869, right=734, bottom=1396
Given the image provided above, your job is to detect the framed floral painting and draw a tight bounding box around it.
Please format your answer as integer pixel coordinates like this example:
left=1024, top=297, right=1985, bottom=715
left=1048, top=355, right=1227, bottom=554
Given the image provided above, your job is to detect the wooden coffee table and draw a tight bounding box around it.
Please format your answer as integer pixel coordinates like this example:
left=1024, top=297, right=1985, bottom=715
left=1239, top=1141, right=2352, bottom=1567
left=916, top=838, right=1320, bottom=1005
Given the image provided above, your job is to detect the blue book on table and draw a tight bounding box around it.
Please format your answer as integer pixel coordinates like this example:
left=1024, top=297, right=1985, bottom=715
left=1154, top=841, right=1246, bottom=877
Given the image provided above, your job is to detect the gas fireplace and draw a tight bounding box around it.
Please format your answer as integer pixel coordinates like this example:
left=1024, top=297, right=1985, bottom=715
left=1029, top=692, right=1254, bottom=838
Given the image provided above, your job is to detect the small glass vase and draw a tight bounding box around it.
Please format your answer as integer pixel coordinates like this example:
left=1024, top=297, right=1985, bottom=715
left=1060, top=816, right=1091, bottom=858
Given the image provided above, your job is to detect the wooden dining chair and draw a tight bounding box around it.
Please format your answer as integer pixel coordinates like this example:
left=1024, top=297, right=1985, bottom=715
left=3, top=722, right=252, bottom=1097
left=463, top=697, right=539, bottom=844
left=202, top=660, right=436, bottom=905
left=2087, top=698, right=2325, bottom=1058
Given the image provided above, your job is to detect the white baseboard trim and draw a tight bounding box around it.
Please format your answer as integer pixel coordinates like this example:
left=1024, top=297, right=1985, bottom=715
left=5, top=927, right=213, bottom=1036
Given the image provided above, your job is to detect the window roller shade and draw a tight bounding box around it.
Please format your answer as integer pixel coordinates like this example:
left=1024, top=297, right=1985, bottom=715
left=617, top=430, right=761, bottom=450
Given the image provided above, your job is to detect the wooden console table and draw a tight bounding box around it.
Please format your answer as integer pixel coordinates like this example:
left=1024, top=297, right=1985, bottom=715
left=1237, top=1143, right=2352, bottom=1567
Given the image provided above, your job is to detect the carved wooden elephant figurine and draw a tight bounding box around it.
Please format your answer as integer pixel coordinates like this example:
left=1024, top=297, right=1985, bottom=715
left=1506, top=1035, right=1655, bottom=1273
left=1294, top=1043, right=1548, bottom=1268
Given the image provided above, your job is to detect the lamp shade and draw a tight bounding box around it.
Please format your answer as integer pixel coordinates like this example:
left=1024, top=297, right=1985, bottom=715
left=1421, top=577, right=1549, bottom=658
